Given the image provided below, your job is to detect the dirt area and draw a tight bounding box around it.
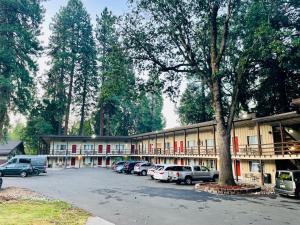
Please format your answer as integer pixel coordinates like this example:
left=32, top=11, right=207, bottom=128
left=0, top=187, right=46, bottom=202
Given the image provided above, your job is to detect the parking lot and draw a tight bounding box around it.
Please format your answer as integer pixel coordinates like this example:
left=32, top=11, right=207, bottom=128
left=2, top=168, right=300, bottom=225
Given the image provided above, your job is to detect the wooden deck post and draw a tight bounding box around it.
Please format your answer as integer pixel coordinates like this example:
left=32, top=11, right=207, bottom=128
left=155, top=133, right=158, bottom=155
left=148, top=136, right=150, bottom=155
left=213, top=125, right=216, bottom=155
left=184, top=130, right=187, bottom=155
left=256, top=123, right=262, bottom=156
left=163, top=133, right=166, bottom=155
left=197, top=127, right=200, bottom=155
left=173, top=131, right=176, bottom=155
left=279, top=122, right=284, bottom=155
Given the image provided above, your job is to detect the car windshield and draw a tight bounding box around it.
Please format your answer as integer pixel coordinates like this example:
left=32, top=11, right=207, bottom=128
left=277, top=172, right=293, bottom=181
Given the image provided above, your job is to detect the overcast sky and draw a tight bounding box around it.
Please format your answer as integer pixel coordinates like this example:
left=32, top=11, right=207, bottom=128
left=32, top=0, right=184, bottom=129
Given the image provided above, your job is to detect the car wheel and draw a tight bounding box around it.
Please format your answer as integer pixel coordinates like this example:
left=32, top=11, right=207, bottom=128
left=20, top=171, right=27, bottom=178
left=33, top=169, right=40, bottom=176
left=141, top=170, right=147, bottom=176
left=184, top=176, right=193, bottom=185
left=212, top=175, right=219, bottom=182
left=0, top=171, right=3, bottom=177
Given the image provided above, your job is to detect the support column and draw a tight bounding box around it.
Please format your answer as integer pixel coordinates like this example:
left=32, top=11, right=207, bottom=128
left=184, top=130, right=187, bottom=155
left=279, top=122, right=284, bottom=155
left=163, top=133, right=166, bottom=155
left=148, top=136, right=150, bottom=154
left=213, top=125, right=216, bottom=155
left=197, top=127, right=200, bottom=155
left=141, top=136, right=144, bottom=155
left=155, top=134, right=158, bottom=155
left=173, top=131, right=176, bottom=155
left=256, top=123, right=262, bottom=156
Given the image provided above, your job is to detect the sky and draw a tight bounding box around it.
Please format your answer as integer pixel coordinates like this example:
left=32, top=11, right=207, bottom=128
left=31, top=0, right=185, bottom=129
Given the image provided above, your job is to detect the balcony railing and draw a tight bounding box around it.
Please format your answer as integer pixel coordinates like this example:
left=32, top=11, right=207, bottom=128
left=47, top=140, right=300, bottom=157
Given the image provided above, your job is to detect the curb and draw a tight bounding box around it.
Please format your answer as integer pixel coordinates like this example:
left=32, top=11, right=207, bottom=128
left=86, top=217, right=115, bottom=225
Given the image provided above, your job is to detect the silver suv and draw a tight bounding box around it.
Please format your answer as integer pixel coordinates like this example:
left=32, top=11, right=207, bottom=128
left=170, top=165, right=219, bottom=185
left=134, top=162, right=153, bottom=176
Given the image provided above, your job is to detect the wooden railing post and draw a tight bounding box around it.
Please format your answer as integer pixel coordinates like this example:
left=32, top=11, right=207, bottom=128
left=197, top=127, right=200, bottom=155
left=213, top=125, right=217, bottom=155
left=279, top=122, right=284, bottom=155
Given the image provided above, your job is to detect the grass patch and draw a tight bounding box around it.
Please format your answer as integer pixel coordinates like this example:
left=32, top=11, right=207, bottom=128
left=0, top=200, right=90, bottom=225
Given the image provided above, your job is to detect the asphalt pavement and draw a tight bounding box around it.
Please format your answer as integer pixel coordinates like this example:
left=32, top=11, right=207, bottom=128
left=2, top=168, right=300, bottom=225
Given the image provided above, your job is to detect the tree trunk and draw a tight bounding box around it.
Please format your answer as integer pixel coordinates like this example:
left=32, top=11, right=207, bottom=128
left=99, top=108, right=104, bottom=136
left=64, top=61, right=75, bottom=135
left=79, top=79, right=87, bottom=136
left=212, top=80, right=236, bottom=186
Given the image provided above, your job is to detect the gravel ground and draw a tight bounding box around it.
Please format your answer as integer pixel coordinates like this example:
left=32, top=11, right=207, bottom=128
left=0, top=187, right=46, bottom=202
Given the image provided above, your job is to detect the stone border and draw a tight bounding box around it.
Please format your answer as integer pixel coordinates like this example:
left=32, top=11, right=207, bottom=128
left=195, top=183, right=261, bottom=195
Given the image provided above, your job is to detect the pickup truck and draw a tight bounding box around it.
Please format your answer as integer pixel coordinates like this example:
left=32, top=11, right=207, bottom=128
left=170, top=165, right=219, bottom=185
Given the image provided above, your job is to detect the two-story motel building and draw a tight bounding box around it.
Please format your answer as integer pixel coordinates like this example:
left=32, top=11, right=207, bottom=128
left=40, top=111, right=300, bottom=185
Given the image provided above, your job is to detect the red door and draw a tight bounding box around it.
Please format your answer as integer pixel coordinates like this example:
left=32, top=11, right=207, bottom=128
left=131, top=145, right=135, bottom=154
left=106, top=158, right=110, bottom=166
left=72, top=145, right=76, bottom=154
left=106, top=145, right=111, bottom=153
left=180, top=158, right=184, bottom=165
left=71, top=158, right=76, bottom=166
left=232, top=137, right=239, bottom=153
left=180, top=141, right=184, bottom=153
left=174, top=141, right=178, bottom=153
left=98, top=157, right=102, bottom=166
left=235, top=160, right=241, bottom=176
left=98, top=145, right=103, bottom=153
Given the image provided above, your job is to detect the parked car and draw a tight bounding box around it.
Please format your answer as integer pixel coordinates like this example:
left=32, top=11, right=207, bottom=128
left=153, top=165, right=179, bottom=182
left=8, top=155, right=47, bottom=175
left=147, top=165, right=163, bottom=179
left=170, top=165, right=219, bottom=185
left=0, top=162, right=33, bottom=177
left=123, top=161, right=143, bottom=174
left=134, top=162, right=153, bottom=176
left=112, top=161, right=126, bottom=171
left=275, top=170, right=300, bottom=197
left=116, top=164, right=126, bottom=173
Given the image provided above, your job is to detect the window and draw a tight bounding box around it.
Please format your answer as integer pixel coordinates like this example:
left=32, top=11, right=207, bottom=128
left=205, top=139, right=214, bottom=147
left=201, top=166, right=209, bottom=171
left=194, top=166, right=201, bottom=171
left=187, top=140, right=196, bottom=148
left=183, top=166, right=192, bottom=171
left=57, top=144, right=66, bottom=150
left=165, top=142, right=170, bottom=149
left=247, top=136, right=258, bottom=145
left=116, top=144, right=125, bottom=151
left=249, top=161, right=261, bottom=172
left=84, top=144, right=93, bottom=150
left=19, top=158, right=30, bottom=164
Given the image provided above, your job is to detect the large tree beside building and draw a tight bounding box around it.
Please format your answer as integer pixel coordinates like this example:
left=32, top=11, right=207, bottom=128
left=123, top=0, right=255, bottom=185
left=0, top=0, right=43, bottom=141
left=45, top=0, right=98, bottom=135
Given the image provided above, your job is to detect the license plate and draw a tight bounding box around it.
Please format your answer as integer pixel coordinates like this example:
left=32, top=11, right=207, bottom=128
left=280, top=185, right=286, bottom=188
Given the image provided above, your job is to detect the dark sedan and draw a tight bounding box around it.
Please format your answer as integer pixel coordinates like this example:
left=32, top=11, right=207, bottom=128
left=0, top=163, right=33, bottom=177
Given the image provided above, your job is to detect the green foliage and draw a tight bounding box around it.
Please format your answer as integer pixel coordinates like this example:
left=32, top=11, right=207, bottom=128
left=0, top=0, right=43, bottom=140
left=45, top=0, right=98, bottom=135
left=95, top=8, right=164, bottom=136
left=242, top=0, right=300, bottom=116
left=179, top=82, right=213, bottom=125
left=8, top=123, right=25, bottom=141
left=21, top=101, right=55, bottom=154
left=69, top=120, right=94, bottom=136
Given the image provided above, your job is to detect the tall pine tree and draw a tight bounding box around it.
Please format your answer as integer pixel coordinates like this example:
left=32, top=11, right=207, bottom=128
left=46, top=0, right=98, bottom=135
left=0, top=0, right=43, bottom=141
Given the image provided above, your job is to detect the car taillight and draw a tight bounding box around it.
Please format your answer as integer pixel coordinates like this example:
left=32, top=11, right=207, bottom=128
left=159, top=171, right=164, bottom=175
left=176, top=172, right=179, bottom=177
